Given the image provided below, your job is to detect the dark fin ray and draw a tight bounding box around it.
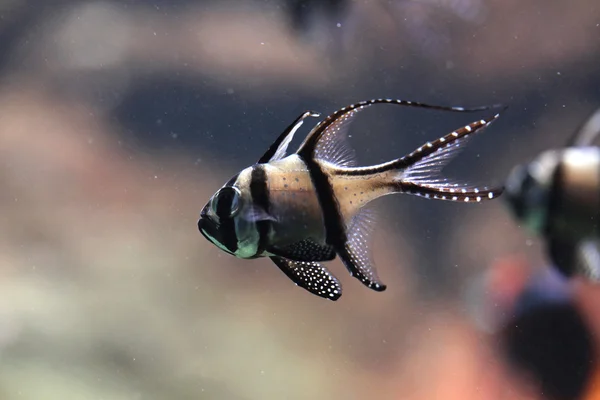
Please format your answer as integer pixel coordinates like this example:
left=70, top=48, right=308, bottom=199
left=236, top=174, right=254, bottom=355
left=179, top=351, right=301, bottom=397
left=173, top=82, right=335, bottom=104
left=338, top=207, right=387, bottom=291
left=268, top=238, right=336, bottom=262
left=392, top=109, right=504, bottom=173
left=400, top=181, right=503, bottom=202
left=297, top=98, right=503, bottom=160
left=313, top=105, right=363, bottom=167
left=258, top=111, right=320, bottom=163
left=270, top=256, right=342, bottom=300
left=567, top=107, right=600, bottom=147
left=391, top=112, right=505, bottom=201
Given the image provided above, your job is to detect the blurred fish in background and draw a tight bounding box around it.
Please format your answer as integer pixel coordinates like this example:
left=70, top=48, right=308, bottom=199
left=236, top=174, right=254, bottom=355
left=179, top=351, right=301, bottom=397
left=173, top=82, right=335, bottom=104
left=1, top=0, right=600, bottom=399
left=505, top=107, right=600, bottom=281
left=468, top=256, right=600, bottom=400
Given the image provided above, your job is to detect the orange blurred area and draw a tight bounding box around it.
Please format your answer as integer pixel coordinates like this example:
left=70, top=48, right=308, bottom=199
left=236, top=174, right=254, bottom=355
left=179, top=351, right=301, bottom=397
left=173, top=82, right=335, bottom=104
left=0, top=0, right=599, bottom=399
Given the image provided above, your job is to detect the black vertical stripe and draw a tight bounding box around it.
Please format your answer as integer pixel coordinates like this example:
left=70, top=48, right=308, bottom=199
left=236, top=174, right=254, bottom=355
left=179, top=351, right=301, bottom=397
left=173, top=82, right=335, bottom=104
left=301, top=156, right=347, bottom=249
left=218, top=218, right=238, bottom=254
left=545, top=161, right=564, bottom=237
left=215, top=188, right=236, bottom=218
left=250, top=165, right=271, bottom=256
left=216, top=187, right=239, bottom=254
left=215, top=173, right=240, bottom=254
left=544, top=160, right=578, bottom=276
left=595, top=155, right=600, bottom=237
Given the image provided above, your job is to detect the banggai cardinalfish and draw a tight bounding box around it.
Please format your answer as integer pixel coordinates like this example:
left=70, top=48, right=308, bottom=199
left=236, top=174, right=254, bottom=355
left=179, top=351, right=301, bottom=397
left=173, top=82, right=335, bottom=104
left=198, top=98, right=506, bottom=300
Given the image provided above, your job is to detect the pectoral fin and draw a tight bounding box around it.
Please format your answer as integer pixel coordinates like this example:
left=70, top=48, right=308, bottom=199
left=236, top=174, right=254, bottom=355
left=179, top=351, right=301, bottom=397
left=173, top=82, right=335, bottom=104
left=270, top=256, right=342, bottom=300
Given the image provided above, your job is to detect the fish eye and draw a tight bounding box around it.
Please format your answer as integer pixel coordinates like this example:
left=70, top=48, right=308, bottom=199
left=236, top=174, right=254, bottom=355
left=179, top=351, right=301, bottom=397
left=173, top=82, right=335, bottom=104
left=211, top=186, right=242, bottom=218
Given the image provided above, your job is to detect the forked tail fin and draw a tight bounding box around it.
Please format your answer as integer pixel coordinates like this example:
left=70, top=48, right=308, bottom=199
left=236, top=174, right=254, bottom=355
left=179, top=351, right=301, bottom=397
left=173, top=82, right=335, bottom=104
left=394, top=110, right=506, bottom=202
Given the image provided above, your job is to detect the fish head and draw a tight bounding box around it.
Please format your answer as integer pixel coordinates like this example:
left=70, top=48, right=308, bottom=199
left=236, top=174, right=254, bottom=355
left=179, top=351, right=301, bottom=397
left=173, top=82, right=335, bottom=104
left=505, top=150, right=560, bottom=234
left=198, top=168, right=266, bottom=259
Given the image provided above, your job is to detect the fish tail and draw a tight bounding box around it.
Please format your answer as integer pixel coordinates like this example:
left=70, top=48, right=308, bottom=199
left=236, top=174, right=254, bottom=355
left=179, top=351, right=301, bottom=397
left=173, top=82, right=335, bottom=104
left=385, top=110, right=505, bottom=202
left=398, top=181, right=503, bottom=202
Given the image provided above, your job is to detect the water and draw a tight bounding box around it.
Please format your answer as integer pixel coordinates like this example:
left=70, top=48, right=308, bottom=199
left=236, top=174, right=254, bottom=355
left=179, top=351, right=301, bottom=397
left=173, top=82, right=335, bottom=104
left=1, top=1, right=599, bottom=399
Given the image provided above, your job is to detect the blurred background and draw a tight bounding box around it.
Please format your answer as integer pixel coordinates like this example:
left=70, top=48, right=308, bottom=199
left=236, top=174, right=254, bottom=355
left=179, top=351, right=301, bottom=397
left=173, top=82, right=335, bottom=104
left=1, top=0, right=600, bottom=399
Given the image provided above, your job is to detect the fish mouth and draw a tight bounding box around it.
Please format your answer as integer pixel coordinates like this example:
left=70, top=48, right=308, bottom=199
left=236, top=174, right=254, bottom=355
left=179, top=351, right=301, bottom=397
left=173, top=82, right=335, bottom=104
left=198, top=218, right=209, bottom=240
left=198, top=213, right=215, bottom=241
left=198, top=213, right=236, bottom=255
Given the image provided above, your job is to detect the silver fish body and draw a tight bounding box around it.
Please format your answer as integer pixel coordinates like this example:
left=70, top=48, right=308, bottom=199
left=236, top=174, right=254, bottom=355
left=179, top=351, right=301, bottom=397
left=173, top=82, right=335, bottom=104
left=505, top=108, right=600, bottom=280
left=199, top=99, right=505, bottom=300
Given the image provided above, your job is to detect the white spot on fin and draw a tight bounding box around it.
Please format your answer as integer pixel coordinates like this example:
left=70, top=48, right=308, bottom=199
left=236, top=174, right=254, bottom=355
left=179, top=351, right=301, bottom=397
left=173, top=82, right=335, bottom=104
left=340, top=207, right=386, bottom=291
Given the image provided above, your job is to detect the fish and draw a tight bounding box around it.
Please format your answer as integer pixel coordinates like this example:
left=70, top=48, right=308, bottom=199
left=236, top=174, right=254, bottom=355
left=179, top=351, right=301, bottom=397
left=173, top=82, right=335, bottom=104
left=505, top=107, right=600, bottom=281
left=198, top=98, right=505, bottom=300
left=499, top=269, right=595, bottom=400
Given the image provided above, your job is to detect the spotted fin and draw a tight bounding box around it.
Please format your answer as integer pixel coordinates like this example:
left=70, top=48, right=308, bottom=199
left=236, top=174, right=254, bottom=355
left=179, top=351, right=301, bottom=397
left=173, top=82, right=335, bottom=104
left=268, top=238, right=336, bottom=262
left=398, top=111, right=505, bottom=202
left=338, top=207, right=386, bottom=291
left=258, top=111, right=320, bottom=163
left=270, top=257, right=342, bottom=300
left=294, top=98, right=500, bottom=293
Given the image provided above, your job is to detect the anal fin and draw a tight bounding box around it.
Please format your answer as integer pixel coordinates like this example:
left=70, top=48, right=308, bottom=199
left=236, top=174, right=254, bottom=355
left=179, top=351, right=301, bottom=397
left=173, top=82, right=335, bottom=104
left=270, top=257, right=342, bottom=300
left=338, top=208, right=387, bottom=292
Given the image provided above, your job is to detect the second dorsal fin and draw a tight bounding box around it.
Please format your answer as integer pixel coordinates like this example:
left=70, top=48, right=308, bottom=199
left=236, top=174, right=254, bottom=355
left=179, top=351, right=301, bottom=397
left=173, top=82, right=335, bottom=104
left=296, top=98, right=498, bottom=162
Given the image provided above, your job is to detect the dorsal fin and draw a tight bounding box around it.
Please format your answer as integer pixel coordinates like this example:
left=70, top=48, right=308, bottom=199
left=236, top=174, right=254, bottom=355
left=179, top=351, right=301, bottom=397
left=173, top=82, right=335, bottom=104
left=294, top=98, right=501, bottom=291
left=296, top=98, right=498, bottom=161
left=258, top=111, right=320, bottom=163
left=312, top=105, right=363, bottom=167
left=567, top=107, right=600, bottom=148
